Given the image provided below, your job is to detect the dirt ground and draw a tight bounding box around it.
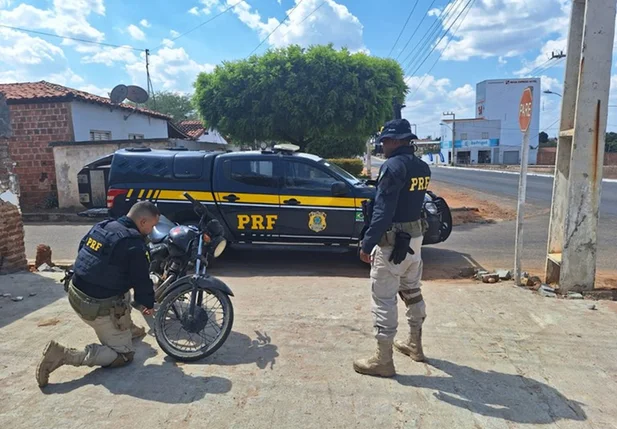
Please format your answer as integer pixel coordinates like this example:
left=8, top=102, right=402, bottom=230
left=2, top=270, right=617, bottom=429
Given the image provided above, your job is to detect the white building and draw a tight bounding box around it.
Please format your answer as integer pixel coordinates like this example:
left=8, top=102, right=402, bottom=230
left=440, top=78, right=542, bottom=165
left=476, top=78, right=541, bottom=164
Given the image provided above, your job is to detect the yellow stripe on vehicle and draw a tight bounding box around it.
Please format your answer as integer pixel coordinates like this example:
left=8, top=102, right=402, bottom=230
left=214, top=192, right=279, bottom=205
left=126, top=189, right=134, bottom=198
left=138, top=189, right=145, bottom=198
left=154, top=190, right=162, bottom=200
left=146, top=189, right=153, bottom=199
left=157, top=190, right=216, bottom=202
left=284, top=196, right=357, bottom=208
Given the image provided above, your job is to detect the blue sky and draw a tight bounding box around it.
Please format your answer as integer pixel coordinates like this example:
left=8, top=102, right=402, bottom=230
left=1, top=0, right=616, bottom=136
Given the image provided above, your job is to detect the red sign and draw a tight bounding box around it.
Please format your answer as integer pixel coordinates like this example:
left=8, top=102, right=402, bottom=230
left=519, top=87, right=533, bottom=132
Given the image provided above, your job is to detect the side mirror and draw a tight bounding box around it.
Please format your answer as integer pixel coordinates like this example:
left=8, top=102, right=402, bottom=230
left=331, top=181, right=348, bottom=196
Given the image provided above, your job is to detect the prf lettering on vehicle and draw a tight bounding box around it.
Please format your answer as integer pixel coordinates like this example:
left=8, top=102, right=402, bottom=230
left=237, top=214, right=278, bottom=230
left=409, top=176, right=431, bottom=191
left=85, top=237, right=103, bottom=251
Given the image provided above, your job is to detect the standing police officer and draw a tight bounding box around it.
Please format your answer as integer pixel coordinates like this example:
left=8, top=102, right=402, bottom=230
left=36, top=201, right=160, bottom=388
left=354, top=118, right=431, bottom=377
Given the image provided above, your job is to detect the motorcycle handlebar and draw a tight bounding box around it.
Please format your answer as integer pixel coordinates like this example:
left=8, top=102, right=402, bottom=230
left=183, top=192, right=211, bottom=226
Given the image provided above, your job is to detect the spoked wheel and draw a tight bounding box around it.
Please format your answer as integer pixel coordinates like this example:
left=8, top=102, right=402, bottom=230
left=154, top=283, right=234, bottom=362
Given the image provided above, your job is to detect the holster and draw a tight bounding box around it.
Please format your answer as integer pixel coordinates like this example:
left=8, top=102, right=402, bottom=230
left=389, top=231, right=415, bottom=265
left=361, top=199, right=374, bottom=228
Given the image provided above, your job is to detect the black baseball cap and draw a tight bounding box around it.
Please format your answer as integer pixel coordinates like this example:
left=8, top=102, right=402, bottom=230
left=377, top=118, right=418, bottom=143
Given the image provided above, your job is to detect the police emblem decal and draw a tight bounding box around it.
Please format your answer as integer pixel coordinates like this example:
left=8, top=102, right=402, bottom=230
left=308, top=211, right=327, bottom=233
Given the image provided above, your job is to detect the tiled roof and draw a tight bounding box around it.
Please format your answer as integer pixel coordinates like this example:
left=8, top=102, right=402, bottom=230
left=177, top=120, right=206, bottom=139
left=0, top=81, right=171, bottom=120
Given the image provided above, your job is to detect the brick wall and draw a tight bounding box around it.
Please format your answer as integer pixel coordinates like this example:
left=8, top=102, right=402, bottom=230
left=537, top=147, right=617, bottom=166
left=6, top=102, right=73, bottom=210
left=0, top=141, right=27, bottom=274
left=0, top=200, right=27, bottom=274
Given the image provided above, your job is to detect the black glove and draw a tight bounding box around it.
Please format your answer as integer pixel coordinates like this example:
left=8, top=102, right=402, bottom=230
left=389, top=231, right=415, bottom=265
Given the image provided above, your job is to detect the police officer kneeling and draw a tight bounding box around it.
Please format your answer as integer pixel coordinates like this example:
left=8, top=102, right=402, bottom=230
left=354, top=119, right=431, bottom=377
left=36, top=201, right=160, bottom=388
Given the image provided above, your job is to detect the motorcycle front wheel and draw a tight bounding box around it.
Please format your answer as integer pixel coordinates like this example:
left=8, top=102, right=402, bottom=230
left=154, top=283, right=234, bottom=362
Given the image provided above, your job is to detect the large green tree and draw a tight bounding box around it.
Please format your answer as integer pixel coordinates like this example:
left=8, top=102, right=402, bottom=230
left=193, top=44, right=407, bottom=151
left=144, top=91, right=198, bottom=122
left=306, top=135, right=367, bottom=158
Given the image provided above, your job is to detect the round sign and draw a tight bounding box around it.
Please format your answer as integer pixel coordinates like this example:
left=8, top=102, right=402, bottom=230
left=519, top=87, right=533, bottom=132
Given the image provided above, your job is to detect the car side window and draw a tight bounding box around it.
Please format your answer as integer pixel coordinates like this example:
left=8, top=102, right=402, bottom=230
left=224, top=160, right=278, bottom=188
left=284, top=161, right=338, bottom=191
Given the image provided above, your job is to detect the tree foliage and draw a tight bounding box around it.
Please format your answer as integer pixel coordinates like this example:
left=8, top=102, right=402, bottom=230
left=539, top=131, right=549, bottom=143
left=306, top=135, right=366, bottom=158
left=606, top=132, right=617, bottom=152
left=193, top=44, right=407, bottom=151
left=144, top=91, right=198, bottom=122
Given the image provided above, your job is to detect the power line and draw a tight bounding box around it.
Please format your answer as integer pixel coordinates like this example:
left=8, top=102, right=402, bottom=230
left=399, top=0, right=458, bottom=72
left=387, top=0, right=421, bottom=57
left=156, top=0, right=247, bottom=49
left=407, top=0, right=476, bottom=98
left=395, top=0, right=439, bottom=61
left=278, top=0, right=327, bottom=40
left=0, top=24, right=144, bottom=51
left=247, top=0, right=306, bottom=57
left=406, top=0, right=474, bottom=78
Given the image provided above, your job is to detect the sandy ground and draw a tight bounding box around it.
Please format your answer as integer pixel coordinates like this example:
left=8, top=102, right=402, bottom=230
left=1, top=272, right=617, bottom=429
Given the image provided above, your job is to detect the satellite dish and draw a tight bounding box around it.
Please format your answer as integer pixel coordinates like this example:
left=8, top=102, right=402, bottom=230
left=109, top=84, right=128, bottom=104
left=126, top=85, right=149, bottom=104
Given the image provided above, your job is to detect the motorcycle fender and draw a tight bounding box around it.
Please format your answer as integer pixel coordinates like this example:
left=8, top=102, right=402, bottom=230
left=170, top=274, right=235, bottom=297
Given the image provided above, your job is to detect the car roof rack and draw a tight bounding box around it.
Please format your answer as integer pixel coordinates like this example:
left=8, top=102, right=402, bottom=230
left=125, top=147, right=152, bottom=152
left=271, top=143, right=300, bottom=154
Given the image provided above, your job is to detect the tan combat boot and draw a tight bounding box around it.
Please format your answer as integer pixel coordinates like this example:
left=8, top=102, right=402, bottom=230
left=394, top=329, right=425, bottom=362
left=131, top=323, right=147, bottom=340
left=353, top=340, right=396, bottom=377
left=36, top=340, right=86, bottom=388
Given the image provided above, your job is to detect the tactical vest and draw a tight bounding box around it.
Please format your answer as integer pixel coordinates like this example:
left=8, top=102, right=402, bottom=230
left=74, top=220, right=141, bottom=289
left=386, top=152, right=432, bottom=223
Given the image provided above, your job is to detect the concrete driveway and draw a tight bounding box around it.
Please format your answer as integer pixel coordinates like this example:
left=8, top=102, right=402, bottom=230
left=1, top=268, right=617, bottom=428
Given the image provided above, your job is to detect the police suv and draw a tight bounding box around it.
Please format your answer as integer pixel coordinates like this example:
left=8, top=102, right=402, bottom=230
left=78, top=145, right=452, bottom=248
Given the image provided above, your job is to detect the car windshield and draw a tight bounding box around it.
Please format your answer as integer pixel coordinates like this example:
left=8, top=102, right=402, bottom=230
left=320, top=160, right=361, bottom=185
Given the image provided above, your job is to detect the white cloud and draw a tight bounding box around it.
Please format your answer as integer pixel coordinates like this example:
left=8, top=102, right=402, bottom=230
left=189, top=0, right=224, bottom=16
left=161, top=39, right=175, bottom=48
left=401, top=74, right=475, bottom=138
left=126, top=47, right=215, bottom=92
left=189, top=7, right=200, bottom=16
left=432, top=0, right=570, bottom=64
left=0, top=27, right=65, bottom=65
left=127, top=24, right=146, bottom=41
left=140, top=19, right=151, bottom=28
left=82, top=46, right=140, bottom=66
left=0, top=0, right=105, bottom=42
left=227, top=0, right=367, bottom=53
left=78, top=84, right=111, bottom=97
left=170, top=30, right=181, bottom=38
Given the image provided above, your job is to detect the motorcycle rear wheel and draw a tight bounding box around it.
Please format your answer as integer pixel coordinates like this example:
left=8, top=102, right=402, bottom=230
left=154, top=283, right=234, bottom=362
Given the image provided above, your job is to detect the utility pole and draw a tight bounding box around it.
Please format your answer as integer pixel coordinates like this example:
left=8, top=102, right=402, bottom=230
left=545, top=0, right=616, bottom=292
left=145, top=49, right=156, bottom=108
left=392, top=97, right=405, bottom=120
left=410, top=123, right=418, bottom=136
left=443, top=111, right=456, bottom=166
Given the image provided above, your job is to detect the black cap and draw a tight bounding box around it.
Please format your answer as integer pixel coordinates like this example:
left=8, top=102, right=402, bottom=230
left=377, top=118, right=418, bottom=143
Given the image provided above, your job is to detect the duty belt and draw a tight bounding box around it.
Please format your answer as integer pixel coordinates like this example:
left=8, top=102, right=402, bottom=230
left=68, top=282, right=123, bottom=318
left=391, top=219, right=424, bottom=237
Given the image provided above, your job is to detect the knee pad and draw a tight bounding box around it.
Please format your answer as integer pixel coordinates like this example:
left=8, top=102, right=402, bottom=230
left=104, top=351, right=135, bottom=368
left=399, top=290, right=423, bottom=306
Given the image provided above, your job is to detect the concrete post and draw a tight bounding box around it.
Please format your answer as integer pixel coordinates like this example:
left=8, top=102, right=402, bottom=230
left=545, top=0, right=617, bottom=292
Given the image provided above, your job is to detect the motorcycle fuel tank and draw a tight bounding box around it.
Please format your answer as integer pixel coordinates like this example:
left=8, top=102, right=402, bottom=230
left=167, top=225, right=200, bottom=256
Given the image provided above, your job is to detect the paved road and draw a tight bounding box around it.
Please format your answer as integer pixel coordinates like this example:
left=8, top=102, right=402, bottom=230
left=431, top=167, right=617, bottom=217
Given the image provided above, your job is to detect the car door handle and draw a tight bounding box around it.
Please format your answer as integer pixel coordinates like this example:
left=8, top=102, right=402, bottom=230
left=222, top=194, right=239, bottom=202
left=283, top=198, right=300, bottom=205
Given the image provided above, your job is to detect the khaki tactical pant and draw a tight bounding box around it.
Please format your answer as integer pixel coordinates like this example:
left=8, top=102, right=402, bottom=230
left=74, top=292, right=135, bottom=367
left=370, top=235, right=426, bottom=341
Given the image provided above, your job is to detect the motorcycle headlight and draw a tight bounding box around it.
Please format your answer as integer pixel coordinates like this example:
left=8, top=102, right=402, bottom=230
left=211, top=236, right=227, bottom=258
left=424, top=201, right=438, bottom=215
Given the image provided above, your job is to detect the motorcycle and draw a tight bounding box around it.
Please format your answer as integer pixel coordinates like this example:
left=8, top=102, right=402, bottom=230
left=147, top=192, right=234, bottom=362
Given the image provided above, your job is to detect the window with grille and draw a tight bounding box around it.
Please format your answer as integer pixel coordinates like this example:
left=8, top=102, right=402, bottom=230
left=482, top=132, right=489, bottom=139
left=90, top=130, right=112, bottom=141
left=460, top=133, right=468, bottom=140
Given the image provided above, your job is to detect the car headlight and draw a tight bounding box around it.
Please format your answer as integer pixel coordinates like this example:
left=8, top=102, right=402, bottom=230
left=424, top=202, right=438, bottom=215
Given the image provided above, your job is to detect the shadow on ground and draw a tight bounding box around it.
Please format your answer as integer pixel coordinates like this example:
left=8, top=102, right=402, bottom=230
left=397, top=358, right=586, bottom=424
left=43, top=341, right=232, bottom=403
left=211, top=244, right=484, bottom=281
left=0, top=273, right=66, bottom=329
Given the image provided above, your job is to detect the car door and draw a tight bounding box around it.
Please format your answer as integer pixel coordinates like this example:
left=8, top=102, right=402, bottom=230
left=278, top=159, right=355, bottom=242
left=212, top=156, right=281, bottom=242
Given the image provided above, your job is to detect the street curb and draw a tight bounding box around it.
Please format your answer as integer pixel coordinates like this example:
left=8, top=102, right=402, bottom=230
left=435, top=165, right=617, bottom=183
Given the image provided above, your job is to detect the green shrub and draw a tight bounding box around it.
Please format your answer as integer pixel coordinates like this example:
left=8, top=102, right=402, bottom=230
left=327, top=158, right=364, bottom=176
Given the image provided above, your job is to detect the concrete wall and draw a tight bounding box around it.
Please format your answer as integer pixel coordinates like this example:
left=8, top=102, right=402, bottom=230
left=71, top=101, right=168, bottom=142
left=53, top=139, right=180, bottom=209
left=537, top=147, right=617, bottom=166
left=0, top=141, right=26, bottom=274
